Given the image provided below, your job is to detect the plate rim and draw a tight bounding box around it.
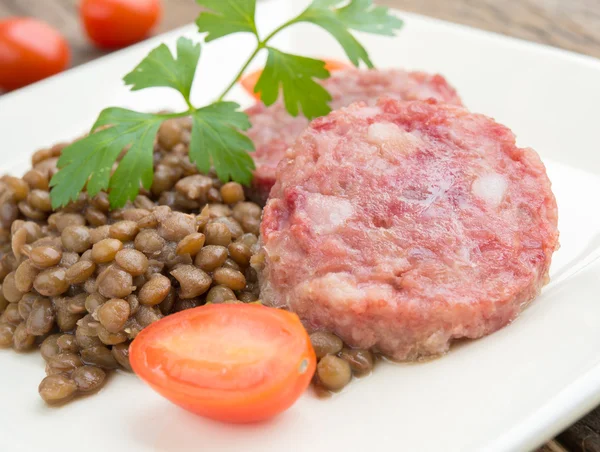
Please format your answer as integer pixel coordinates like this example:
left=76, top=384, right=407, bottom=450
left=1, top=7, right=600, bottom=452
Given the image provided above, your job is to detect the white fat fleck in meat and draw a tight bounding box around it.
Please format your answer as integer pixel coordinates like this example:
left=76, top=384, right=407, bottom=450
left=471, top=173, right=508, bottom=207
left=305, top=193, right=354, bottom=233
left=349, top=106, right=382, bottom=119
left=367, top=122, right=421, bottom=153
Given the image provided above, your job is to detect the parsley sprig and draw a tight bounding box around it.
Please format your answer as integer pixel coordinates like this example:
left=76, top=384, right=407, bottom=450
left=50, top=0, right=402, bottom=209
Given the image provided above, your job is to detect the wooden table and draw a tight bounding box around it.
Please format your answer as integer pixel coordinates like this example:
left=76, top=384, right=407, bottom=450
left=1, top=1, right=599, bottom=451
left=2, top=0, right=600, bottom=65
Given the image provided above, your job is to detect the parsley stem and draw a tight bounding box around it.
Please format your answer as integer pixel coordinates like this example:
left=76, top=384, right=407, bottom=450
left=215, top=16, right=299, bottom=102
left=216, top=45, right=263, bottom=102
left=184, top=98, right=194, bottom=110
left=262, top=18, right=299, bottom=46
left=159, top=109, right=196, bottom=119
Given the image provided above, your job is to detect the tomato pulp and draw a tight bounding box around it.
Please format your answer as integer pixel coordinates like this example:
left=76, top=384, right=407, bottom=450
left=130, top=303, right=316, bottom=423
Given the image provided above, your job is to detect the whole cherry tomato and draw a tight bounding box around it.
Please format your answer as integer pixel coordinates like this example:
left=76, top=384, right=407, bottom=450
left=80, top=0, right=162, bottom=49
left=0, top=18, right=70, bottom=91
left=130, top=303, right=316, bottom=423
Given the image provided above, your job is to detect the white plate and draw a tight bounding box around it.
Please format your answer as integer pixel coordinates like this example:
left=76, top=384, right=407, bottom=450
left=1, top=1, right=600, bottom=451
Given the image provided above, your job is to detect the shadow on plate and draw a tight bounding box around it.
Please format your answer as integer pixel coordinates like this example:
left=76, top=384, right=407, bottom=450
left=129, top=398, right=304, bottom=452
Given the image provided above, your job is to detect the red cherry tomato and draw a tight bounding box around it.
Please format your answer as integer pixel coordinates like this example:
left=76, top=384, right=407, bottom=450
left=0, top=18, right=70, bottom=91
left=80, top=0, right=162, bottom=49
left=130, top=303, right=316, bottom=423
left=240, top=59, right=351, bottom=100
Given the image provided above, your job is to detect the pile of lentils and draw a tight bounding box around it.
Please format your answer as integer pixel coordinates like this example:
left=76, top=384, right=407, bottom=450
left=0, top=117, right=263, bottom=405
left=0, top=116, right=375, bottom=406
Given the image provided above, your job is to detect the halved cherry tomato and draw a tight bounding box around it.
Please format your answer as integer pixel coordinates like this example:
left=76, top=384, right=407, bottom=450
left=130, top=303, right=316, bottom=423
left=240, top=59, right=351, bottom=100
left=0, top=18, right=70, bottom=91
left=80, top=0, right=162, bottom=49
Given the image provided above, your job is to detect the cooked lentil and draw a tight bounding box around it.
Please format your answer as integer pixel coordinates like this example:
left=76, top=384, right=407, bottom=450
left=26, top=298, right=54, bottom=336
left=30, top=246, right=62, bottom=268
left=135, top=305, right=162, bottom=328
left=91, top=238, right=123, bottom=263
left=96, top=324, right=127, bottom=345
left=220, top=182, right=245, bottom=205
left=138, top=274, right=171, bottom=306
left=3, top=303, right=21, bottom=324
left=65, top=260, right=96, bottom=284
left=221, top=257, right=241, bottom=271
left=111, top=342, right=132, bottom=370
left=55, top=307, right=81, bottom=331
left=59, top=251, right=79, bottom=268
left=237, top=291, right=259, bottom=303
left=96, top=265, right=133, bottom=299
left=61, top=225, right=91, bottom=253
left=0, top=322, right=16, bottom=347
left=338, top=348, right=374, bottom=375
left=205, top=285, right=236, bottom=304
left=213, top=267, right=246, bottom=291
left=47, top=352, right=83, bottom=374
left=204, top=222, right=232, bottom=246
left=310, top=332, right=344, bottom=359
left=14, top=259, right=38, bottom=292
left=175, top=233, right=205, bottom=256
left=97, top=299, right=130, bottom=333
left=109, top=221, right=139, bottom=242
left=33, top=267, right=69, bottom=297
left=72, top=365, right=106, bottom=392
left=40, top=334, right=62, bottom=361
left=114, top=249, right=148, bottom=276
left=195, top=245, right=228, bottom=271
left=12, top=322, right=36, bottom=351
left=89, top=225, right=110, bottom=244
left=39, top=375, right=78, bottom=405
left=3, top=272, right=23, bottom=302
left=134, top=229, right=165, bottom=255
left=170, top=265, right=211, bottom=299
left=18, top=292, right=37, bottom=321
left=65, top=294, right=87, bottom=315
left=56, top=334, right=79, bottom=354
left=227, top=242, right=252, bottom=267
left=80, top=345, right=119, bottom=369
left=317, top=355, right=352, bottom=391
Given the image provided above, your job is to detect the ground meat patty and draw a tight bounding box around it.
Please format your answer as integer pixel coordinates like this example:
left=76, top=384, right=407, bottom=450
left=256, top=98, right=559, bottom=361
left=246, top=68, right=462, bottom=204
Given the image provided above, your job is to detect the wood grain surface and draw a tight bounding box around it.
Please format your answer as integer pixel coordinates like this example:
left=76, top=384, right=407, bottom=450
left=1, top=1, right=599, bottom=451
left=1, top=0, right=599, bottom=66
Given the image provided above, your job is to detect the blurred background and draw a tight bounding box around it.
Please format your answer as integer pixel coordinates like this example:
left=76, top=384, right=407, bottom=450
left=0, top=0, right=598, bottom=85
left=1, top=1, right=599, bottom=451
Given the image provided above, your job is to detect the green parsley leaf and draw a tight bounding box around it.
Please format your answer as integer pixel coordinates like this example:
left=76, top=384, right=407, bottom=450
left=123, top=37, right=201, bottom=104
left=295, top=4, right=372, bottom=68
left=307, top=0, right=340, bottom=8
left=189, top=102, right=255, bottom=185
left=336, top=0, right=403, bottom=36
left=295, top=0, right=403, bottom=68
left=196, top=0, right=257, bottom=42
left=50, top=108, right=162, bottom=209
left=254, top=49, right=332, bottom=119
left=106, top=124, right=161, bottom=209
